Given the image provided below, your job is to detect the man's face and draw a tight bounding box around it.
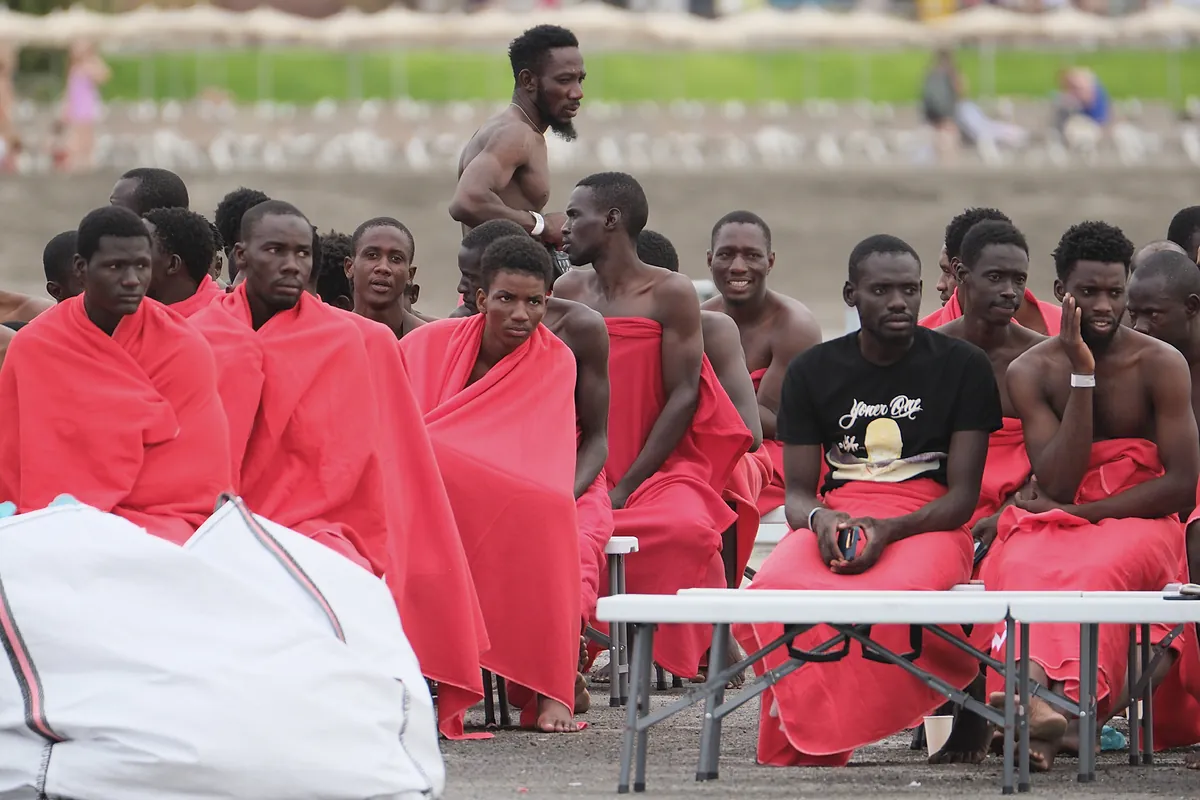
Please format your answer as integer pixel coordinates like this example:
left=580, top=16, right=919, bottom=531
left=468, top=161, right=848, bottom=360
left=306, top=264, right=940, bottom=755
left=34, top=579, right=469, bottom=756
left=562, top=186, right=608, bottom=267
left=957, top=243, right=1029, bottom=327
left=478, top=269, right=547, bottom=354
left=532, top=47, right=584, bottom=141
left=76, top=234, right=152, bottom=319
left=935, top=245, right=955, bottom=305
left=236, top=213, right=313, bottom=313
left=457, top=244, right=484, bottom=314
left=348, top=225, right=412, bottom=312
left=1057, top=260, right=1127, bottom=349
left=708, top=222, right=773, bottom=306
left=845, top=252, right=922, bottom=344
left=1127, top=273, right=1194, bottom=352
left=108, top=177, right=141, bottom=214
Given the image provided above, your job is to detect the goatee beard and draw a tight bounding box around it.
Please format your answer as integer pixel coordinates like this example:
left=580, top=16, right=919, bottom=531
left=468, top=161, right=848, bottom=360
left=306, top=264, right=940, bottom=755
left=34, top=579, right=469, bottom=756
left=535, top=94, right=577, bottom=142
left=1080, top=323, right=1118, bottom=351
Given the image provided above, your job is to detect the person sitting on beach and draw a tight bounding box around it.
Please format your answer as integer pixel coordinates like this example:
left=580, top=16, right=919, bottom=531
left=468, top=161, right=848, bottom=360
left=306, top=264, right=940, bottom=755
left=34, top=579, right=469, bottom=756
left=922, top=207, right=1060, bottom=335
left=697, top=211, right=821, bottom=516
left=402, top=234, right=583, bottom=733
left=638, top=227, right=767, bottom=589
left=554, top=171, right=752, bottom=681
left=109, top=167, right=189, bottom=216
left=142, top=207, right=223, bottom=318
left=0, top=206, right=231, bottom=542
left=733, top=233, right=1001, bottom=768
left=347, top=217, right=427, bottom=339
left=985, top=221, right=1200, bottom=771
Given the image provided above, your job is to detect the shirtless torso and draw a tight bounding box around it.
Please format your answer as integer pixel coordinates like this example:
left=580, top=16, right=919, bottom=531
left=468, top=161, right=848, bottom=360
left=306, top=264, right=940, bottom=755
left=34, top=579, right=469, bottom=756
left=0, top=290, right=52, bottom=324
left=702, top=291, right=820, bottom=439
left=939, top=318, right=1044, bottom=418
left=699, top=310, right=762, bottom=449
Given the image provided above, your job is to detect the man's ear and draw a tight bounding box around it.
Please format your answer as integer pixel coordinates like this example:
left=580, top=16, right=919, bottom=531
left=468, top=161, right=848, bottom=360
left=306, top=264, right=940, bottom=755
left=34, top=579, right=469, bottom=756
left=767, top=251, right=775, bottom=272
left=1185, top=293, right=1200, bottom=319
left=842, top=280, right=856, bottom=309
left=45, top=281, right=63, bottom=303
left=344, top=255, right=353, bottom=280
left=166, top=253, right=183, bottom=277
left=1053, top=279, right=1066, bottom=303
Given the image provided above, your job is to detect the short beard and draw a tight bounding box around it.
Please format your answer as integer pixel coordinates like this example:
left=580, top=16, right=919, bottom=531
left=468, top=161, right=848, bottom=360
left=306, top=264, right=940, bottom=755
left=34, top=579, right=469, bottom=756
left=1080, top=322, right=1118, bottom=351
left=535, top=93, right=577, bottom=142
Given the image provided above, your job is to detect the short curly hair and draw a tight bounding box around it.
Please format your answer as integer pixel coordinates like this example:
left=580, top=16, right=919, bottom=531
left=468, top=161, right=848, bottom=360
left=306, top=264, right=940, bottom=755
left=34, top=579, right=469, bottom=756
left=637, top=229, right=680, bottom=272
left=508, top=24, right=578, bottom=81
left=480, top=234, right=553, bottom=291
left=143, top=207, right=216, bottom=283
left=119, top=167, right=190, bottom=215
left=944, top=207, right=1012, bottom=262
left=1051, top=220, right=1135, bottom=282
left=76, top=206, right=150, bottom=263
left=317, top=230, right=353, bottom=304
left=959, top=220, right=1028, bottom=271
left=214, top=187, right=270, bottom=254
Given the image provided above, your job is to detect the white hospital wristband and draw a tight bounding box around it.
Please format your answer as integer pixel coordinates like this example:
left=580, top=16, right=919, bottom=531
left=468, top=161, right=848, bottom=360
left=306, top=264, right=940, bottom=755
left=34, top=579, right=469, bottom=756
left=529, top=211, right=546, bottom=236
left=1070, top=373, right=1096, bottom=389
left=806, top=507, right=824, bottom=531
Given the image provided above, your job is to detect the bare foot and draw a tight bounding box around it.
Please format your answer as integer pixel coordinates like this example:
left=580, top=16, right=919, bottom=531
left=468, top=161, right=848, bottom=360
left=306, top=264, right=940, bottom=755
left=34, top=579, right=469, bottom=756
left=929, top=709, right=991, bottom=765
left=1186, top=751, right=1200, bottom=770
left=692, top=640, right=746, bottom=688
left=1057, top=720, right=1100, bottom=758
left=534, top=695, right=582, bottom=733
left=988, top=692, right=1068, bottom=772
left=574, top=672, right=591, bottom=714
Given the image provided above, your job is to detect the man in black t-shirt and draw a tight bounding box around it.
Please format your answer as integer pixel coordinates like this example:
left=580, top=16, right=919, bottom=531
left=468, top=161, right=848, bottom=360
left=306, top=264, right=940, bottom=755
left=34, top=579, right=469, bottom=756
left=734, top=234, right=1001, bottom=767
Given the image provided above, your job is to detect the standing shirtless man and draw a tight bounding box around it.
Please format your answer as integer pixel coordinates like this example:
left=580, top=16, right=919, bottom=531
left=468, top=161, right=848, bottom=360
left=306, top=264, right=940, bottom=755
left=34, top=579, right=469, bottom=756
left=450, top=24, right=583, bottom=279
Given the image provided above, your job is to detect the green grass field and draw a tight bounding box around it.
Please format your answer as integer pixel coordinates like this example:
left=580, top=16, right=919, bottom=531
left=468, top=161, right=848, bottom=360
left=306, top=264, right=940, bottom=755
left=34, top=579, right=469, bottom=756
left=101, top=47, right=1200, bottom=104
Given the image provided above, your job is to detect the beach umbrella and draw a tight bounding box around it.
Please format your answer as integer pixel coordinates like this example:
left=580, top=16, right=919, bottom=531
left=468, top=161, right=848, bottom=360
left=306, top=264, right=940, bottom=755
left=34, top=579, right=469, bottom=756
left=1034, top=7, right=1118, bottom=42
left=319, top=6, right=453, bottom=48
left=1121, top=5, right=1200, bottom=38
left=232, top=7, right=325, bottom=46
left=927, top=6, right=1041, bottom=42
left=28, top=5, right=117, bottom=48
left=0, top=8, right=44, bottom=45
left=106, top=4, right=241, bottom=48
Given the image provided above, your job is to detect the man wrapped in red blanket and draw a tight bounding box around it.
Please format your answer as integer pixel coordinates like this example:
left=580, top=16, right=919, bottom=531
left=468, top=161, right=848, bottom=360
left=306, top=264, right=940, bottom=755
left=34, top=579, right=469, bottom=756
left=403, top=235, right=583, bottom=733
left=984, top=221, right=1200, bottom=771
left=555, top=174, right=752, bottom=680
left=143, top=207, right=226, bottom=319
left=0, top=206, right=231, bottom=542
left=733, top=234, right=1002, bottom=767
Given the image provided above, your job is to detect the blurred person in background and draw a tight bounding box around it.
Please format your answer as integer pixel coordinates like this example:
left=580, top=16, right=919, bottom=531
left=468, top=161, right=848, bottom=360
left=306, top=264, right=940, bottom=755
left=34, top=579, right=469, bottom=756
left=0, top=45, right=17, bottom=173
left=921, top=50, right=962, bottom=161
left=61, top=40, right=110, bottom=173
left=1054, top=67, right=1109, bottom=138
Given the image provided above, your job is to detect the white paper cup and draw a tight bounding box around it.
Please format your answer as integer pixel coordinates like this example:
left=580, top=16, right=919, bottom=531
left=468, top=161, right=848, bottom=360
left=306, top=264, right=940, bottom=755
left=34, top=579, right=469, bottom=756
left=924, top=715, right=954, bottom=756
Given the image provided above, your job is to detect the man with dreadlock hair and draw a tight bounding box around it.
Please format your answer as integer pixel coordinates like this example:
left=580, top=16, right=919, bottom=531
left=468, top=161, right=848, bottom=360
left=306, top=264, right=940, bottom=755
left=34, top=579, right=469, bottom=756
left=986, top=221, right=1200, bottom=771
left=922, top=207, right=1061, bottom=335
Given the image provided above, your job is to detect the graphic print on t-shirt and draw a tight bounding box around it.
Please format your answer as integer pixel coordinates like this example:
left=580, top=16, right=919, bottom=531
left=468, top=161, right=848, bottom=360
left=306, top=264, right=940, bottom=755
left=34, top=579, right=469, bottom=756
left=827, top=393, right=945, bottom=483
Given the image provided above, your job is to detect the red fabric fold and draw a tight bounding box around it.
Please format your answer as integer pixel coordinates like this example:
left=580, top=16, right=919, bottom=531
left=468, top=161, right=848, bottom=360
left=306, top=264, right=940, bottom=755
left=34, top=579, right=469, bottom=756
left=984, top=439, right=1199, bottom=743
left=0, top=296, right=232, bottom=543
left=734, top=478, right=976, bottom=765
left=725, top=449, right=774, bottom=581
left=340, top=310, right=488, bottom=739
left=578, top=467, right=615, bottom=625
left=402, top=316, right=582, bottom=718
left=191, top=285, right=387, bottom=575
left=605, top=317, right=751, bottom=677
left=972, top=417, right=1030, bottom=526
left=169, top=275, right=225, bottom=319
left=919, top=288, right=1061, bottom=335
left=750, top=367, right=786, bottom=515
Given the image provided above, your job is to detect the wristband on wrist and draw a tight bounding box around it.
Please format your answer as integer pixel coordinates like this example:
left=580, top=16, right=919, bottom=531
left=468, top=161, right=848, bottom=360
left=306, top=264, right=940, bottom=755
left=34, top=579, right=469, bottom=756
left=529, top=211, right=546, bottom=236
left=807, top=506, right=823, bottom=531
left=1070, top=372, right=1096, bottom=388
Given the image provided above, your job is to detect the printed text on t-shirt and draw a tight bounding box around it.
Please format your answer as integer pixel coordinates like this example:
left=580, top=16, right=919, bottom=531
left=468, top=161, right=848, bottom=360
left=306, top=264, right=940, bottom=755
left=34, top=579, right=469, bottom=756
left=838, top=395, right=924, bottom=430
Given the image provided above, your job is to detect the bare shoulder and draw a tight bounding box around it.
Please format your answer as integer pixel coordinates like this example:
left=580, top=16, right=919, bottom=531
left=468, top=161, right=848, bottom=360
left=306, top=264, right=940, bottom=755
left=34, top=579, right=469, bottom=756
left=700, top=308, right=740, bottom=345
left=1009, top=323, right=1047, bottom=355
left=551, top=267, right=593, bottom=301
left=700, top=294, right=725, bottom=313
left=14, top=297, right=53, bottom=322
left=1131, top=328, right=1190, bottom=376
left=1009, top=336, right=1064, bottom=379
left=555, top=297, right=607, bottom=343
left=935, top=317, right=965, bottom=339
left=652, top=268, right=701, bottom=302
left=768, top=290, right=821, bottom=344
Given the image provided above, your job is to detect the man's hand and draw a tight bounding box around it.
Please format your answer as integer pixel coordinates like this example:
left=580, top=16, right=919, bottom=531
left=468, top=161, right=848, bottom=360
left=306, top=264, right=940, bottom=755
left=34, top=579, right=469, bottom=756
left=1013, top=480, right=1067, bottom=515
left=609, top=483, right=633, bottom=511
left=541, top=211, right=567, bottom=248
left=810, top=507, right=852, bottom=567
left=1059, top=294, right=1095, bottom=375
left=971, top=513, right=1000, bottom=549
left=830, top=516, right=895, bottom=575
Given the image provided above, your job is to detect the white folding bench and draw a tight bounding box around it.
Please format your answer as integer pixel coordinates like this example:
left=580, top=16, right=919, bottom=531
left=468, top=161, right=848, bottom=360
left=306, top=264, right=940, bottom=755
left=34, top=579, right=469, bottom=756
left=598, top=591, right=1016, bottom=794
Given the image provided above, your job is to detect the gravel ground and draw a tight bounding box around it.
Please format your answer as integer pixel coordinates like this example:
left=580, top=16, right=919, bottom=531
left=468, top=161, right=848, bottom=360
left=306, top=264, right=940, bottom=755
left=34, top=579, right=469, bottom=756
left=443, top=686, right=1199, bottom=799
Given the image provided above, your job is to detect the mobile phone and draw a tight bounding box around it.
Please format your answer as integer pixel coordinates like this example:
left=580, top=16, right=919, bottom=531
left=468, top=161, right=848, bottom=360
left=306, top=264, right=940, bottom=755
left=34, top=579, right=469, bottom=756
left=837, top=527, right=861, bottom=561
left=973, top=539, right=991, bottom=567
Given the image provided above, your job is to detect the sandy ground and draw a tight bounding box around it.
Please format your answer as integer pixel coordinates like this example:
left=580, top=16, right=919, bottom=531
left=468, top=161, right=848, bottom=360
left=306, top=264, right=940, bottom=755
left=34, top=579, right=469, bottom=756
left=2, top=166, right=1196, bottom=335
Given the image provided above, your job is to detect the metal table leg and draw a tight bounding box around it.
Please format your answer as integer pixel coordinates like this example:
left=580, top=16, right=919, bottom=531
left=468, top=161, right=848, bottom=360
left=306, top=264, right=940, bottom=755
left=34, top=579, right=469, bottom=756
left=1076, top=623, right=1092, bottom=783
left=1127, top=628, right=1140, bottom=765
left=1140, top=623, right=1153, bottom=765
left=618, top=623, right=647, bottom=794
left=617, top=562, right=630, bottom=705
left=634, top=624, right=656, bottom=792
left=696, top=623, right=729, bottom=781
left=1018, top=623, right=1031, bottom=792
left=608, top=554, right=622, bottom=708
left=1003, top=616, right=1016, bottom=795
